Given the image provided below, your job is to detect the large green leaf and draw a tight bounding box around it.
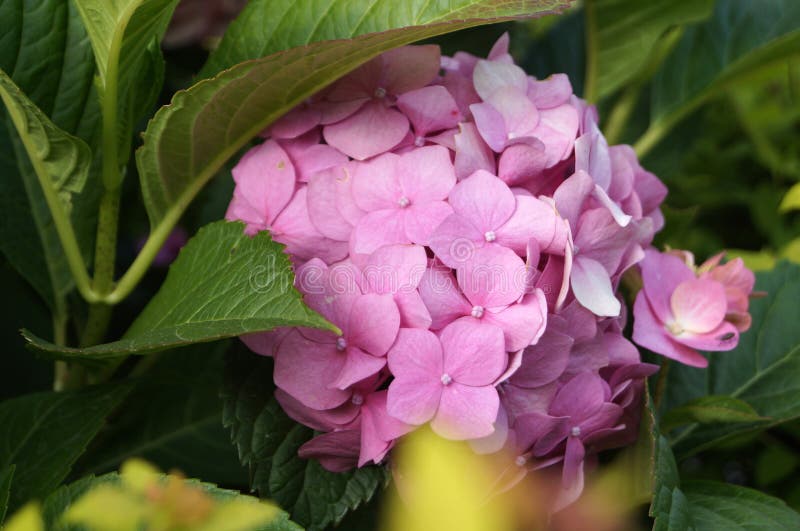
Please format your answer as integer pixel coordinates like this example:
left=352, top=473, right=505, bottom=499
left=660, top=395, right=768, bottom=433
left=24, top=221, right=334, bottom=360
left=660, top=261, right=800, bottom=458
left=683, top=481, right=800, bottom=530
left=0, top=384, right=130, bottom=512
left=0, top=70, right=95, bottom=303
left=0, top=0, right=101, bottom=308
left=586, top=0, right=714, bottom=101
left=76, top=342, right=247, bottom=486
left=72, top=0, right=179, bottom=169
left=636, top=0, right=800, bottom=155
left=201, top=0, right=571, bottom=77
left=223, top=348, right=389, bottom=530
left=137, top=1, right=572, bottom=231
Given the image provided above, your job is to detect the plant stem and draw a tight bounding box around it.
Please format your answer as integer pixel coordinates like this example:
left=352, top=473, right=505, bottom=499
left=653, top=359, right=671, bottom=411
left=583, top=0, right=598, bottom=103
left=603, top=84, right=640, bottom=145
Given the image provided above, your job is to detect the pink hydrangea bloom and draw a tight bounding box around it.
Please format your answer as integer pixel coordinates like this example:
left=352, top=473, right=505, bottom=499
left=225, top=32, right=750, bottom=509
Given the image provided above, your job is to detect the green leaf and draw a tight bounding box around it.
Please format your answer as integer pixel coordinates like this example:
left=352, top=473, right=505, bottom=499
left=779, top=182, right=800, bottom=213
left=588, top=0, right=714, bottom=100
left=223, top=348, right=389, bottom=530
left=661, top=261, right=800, bottom=458
left=0, top=384, right=130, bottom=513
left=683, top=481, right=800, bottom=530
left=75, top=0, right=178, bottom=169
left=661, top=395, right=768, bottom=432
left=0, top=0, right=101, bottom=308
left=24, top=221, right=334, bottom=360
left=0, top=466, right=13, bottom=524
left=137, top=1, right=572, bottom=232
left=76, top=341, right=247, bottom=486
left=636, top=0, right=800, bottom=156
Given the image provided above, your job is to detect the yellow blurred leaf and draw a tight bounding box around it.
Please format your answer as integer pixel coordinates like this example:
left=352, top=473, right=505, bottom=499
left=779, top=183, right=800, bottom=213
left=780, top=238, right=800, bottom=263
left=198, top=498, right=278, bottom=531
left=724, top=249, right=777, bottom=271
left=120, top=458, right=161, bottom=494
left=62, top=485, right=147, bottom=531
left=4, top=503, right=44, bottom=531
left=384, top=428, right=514, bottom=531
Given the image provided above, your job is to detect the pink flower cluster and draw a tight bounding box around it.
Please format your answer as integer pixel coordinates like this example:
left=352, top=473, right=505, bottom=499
left=225, top=34, right=752, bottom=502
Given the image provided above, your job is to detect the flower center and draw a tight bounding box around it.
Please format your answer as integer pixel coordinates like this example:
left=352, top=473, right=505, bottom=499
left=507, top=132, right=517, bottom=140
left=351, top=393, right=364, bottom=406
left=374, top=87, right=387, bottom=99
left=471, top=305, right=485, bottom=319
left=336, top=337, right=347, bottom=351
left=570, top=426, right=581, bottom=437
left=484, top=230, right=496, bottom=242
left=666, top=321, right=684, bottom=336
left=440, top=373, right=453, bottom=386
left=397, top=196, right=411, bottom=208
left=572, top=244, right=580, bottom=255
left=414, top=136, right=426, bottom=147
left=515, top=455, right=527, bottom=467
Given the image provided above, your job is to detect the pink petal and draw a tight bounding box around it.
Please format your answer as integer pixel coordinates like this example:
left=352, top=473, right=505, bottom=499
left=274, top=331, right=350, bottom=409
left=347, top=293, right=400, bottom=356
left=427, top=213, right=483, bottom=268
left=269, top=105, right=321, bottom=139
left=473, top=60, right=528, bottom=100
left=298, top=431, right=360, bottom=472
left=323, top=102, right=408, bottom=160
left=527, top=74, right=572, bottom=108
left=574, top=207, right=631, bottom=273
left=396, top=85, right=461, bottom=137
left=674, top=321, right=739, bottom=353
left=332, top=346, right=387, bottom=389
left=571, top=256, right=621, bottom=317
left=457, top=245, right=527, bottom=308
left=449, top=170, right=516, bottom=232
left=351, top=152, right=402, bottom=211
left=488, top=33, right=512, bottom=61
left=439, top=319, right=506, bottom=386
left=398, top=145, right=456, bottom=202
left=470, top=405, right=509, bottom=454
left=470, top=102, right=510, bottom=152
left=418, top=265, right=471, bottom=329
left=240, top=329, right=289, bottom=357
left=275, top=388, right=360, bottom=431
left=432, top=383, right=499, bottom=440
left=360, top=391, right=415, bottom=467
left=307, top=169, right=353, bottom=241
left=454, top=122, right=496, bottom=179
left=641, top=249, right=696, bottom=324
left=498, top=195, right=568, bottom=255
left=387, top=328, right=443, bottom=381
left=535, top=104, right=579, bottom=166
left=486, top=87, right=540, bottom=140
left=632, top=292, right=709, bottom=368
left=553, top=170, right=593, bottom=229
left=350, top=209, right=409, bottom=257
left=483, top=291, right=548, bottom=352
left=592, top=184, right=632, bottom=227
left=285, top=143, right=348, bottom=183
left=575, top=125, right=611, bottom=190
left=394, top=290, right=433, bottom=329
left=386, top=377, right=442, bottom=427
left=498, top=141, right=547, bottom=186
left=671, top=278, right=727, bottom=334
left=404, top=201, right=454, bottom=245
left=363, top=243, right=427, bottom=293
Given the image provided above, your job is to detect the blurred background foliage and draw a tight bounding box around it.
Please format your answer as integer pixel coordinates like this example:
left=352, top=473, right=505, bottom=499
left=1, top=0, right=799, bottom=528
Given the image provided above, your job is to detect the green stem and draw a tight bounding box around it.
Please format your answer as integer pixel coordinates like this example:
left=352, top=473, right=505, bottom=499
left=603, top=84, right=640, bottom=145
left=653, top=359, right=671, bottom=411
left=583, top=0, right=598, bottom=103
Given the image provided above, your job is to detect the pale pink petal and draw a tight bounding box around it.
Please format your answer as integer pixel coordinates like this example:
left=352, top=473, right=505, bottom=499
left=486, top=87, right=540, bottom=140
left=387, top=328, right=443, bottom=381
left=394, top=290, right=433, bottom=329
left=553, top=170, right=593, bottom=229
left=332, top=346, right=387, bottom=390
left=527, top=74, right=572, bottom=108
left=323, top=102, right=408, bottom=160
left=473, top=60, right=528, bottom=100
left=274, top=331, right=350, bottom=409
left=350, top=209, right=409, bottom=256
left=675, top=321, right=739, bottom=352
left=498, top=195, right=568, bottom=255
left=286, top=143, right=348, bottom=183
left=574, top=208, right=631, bottom=273
left=347, top=293, right=400, bottom=356
left=488, top=33, right=511, bottom=61
left=535, top=104, right=579, bottom=166
left=432, top=383, right=499, bottom=440
left=571, top=256, right=621, bottom=317
left=439, top=319, right=506, bottom=386
left=498, top=141, right=547, bottom=186
left=641, top=249, right=695, bottom=324
left=483, top=291, right=548, bottom=351
left=470, top=102, right=510, bottom=152
left=351, top=152, right=402, bottom=211
left=592, top=184, right=632, bottom=227
left=427, top=213, right=483, bottom=268
left=386, top=377, right=442, bottom=427
left=404, top=201, right=454, bottom=245
left=470, top=405, right=509, bottom=454
left=457, top=245, right=527, bottom=308
left=575, top=126, right=611, bottom=189
left=363, top=243, right=427, bottom=294
left=418, top=265, right=471, bottom=329
left=398, top=145, right=456, bottom=202
left=307, top=169, right=353, bottom=241
left=632, top=292, right=709, bottom=368
left=396, top=85, right=461, bottom=137
left=454, top=122, right=496, bottom=180
left=671, top=279, right=727, bottom=334
left=228, top=140, right=295, bottom=227
left=449, top=170, right=516, bottom=232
